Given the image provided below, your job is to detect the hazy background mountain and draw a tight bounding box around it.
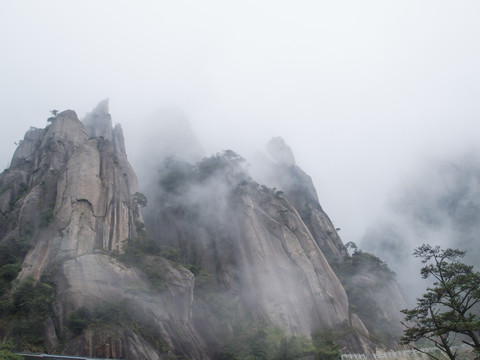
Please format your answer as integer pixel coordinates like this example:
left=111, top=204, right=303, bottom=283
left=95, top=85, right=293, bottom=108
left=1, top=0, right=480, bottom=252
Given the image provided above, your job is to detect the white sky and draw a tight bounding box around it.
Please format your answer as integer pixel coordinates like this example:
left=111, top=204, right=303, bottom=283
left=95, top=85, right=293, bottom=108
left=1, top=0, right=479, bottom=245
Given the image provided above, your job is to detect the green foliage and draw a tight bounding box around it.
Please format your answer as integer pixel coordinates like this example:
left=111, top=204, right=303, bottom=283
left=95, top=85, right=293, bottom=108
left=90, top=301, right=131, bottom=326
left=67, top=306, right=91, bottom=335
left=339, top=249, right=395, bottom=282
left=39, top=203, right=54, bottom=228
left=312, top=329, right=341, bottom=360
left=196, top=287, right=315, bottom=360
left=193, top=269, right=215, bottom=289
left=159, top=151, right=246, bottom=195
left=67, top=301, right=169, bottom=353
left=0, top=238, right=31, bottom=267
left=197, top=150, right=245, bottom=181
left=115, top=239, right=183, bottom=292
left=134, top=218, right=147, bottom=237
left=222, top=319, right=314, bottom=360
left=342, top=281, right=397, bottom=345
left=0, top=341, right=23, bottom=360
left=331, top=248, right=398, bottom=345
left=345, top=241, right=357, bottom=252
left=2, top=274, right=55, bottom=350
left=401, top=244, right=480, bottom=359
left=159, top=157, right=194, bottom=194
left=68, top=301, right=132, bottom=330
left=0, top=237, right=31, bottom=297
left=133, top=192, right=148, bottom=208
left=120, top=237, right=183, bottom=263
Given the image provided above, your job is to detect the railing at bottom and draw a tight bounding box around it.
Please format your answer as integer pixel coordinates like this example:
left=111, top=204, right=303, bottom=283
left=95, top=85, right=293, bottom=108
left=341, top=345, right=468, bottom=359
left=15, top=352, right=126, bottom=360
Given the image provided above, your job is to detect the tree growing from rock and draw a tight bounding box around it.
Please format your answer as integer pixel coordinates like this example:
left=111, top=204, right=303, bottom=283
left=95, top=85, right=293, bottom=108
left=47, top=109, right=58, bottom=122
left=401, top=244, right=480, bottom=359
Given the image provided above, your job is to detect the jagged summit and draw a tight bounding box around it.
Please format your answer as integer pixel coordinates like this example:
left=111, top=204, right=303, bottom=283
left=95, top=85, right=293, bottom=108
left=3, top=106, right=140, bottom=280
left=82, top=98, right=113, bottom=140
left=0, top=104, right=207, bottom=359
left=267, top=136, right=296, bottom=165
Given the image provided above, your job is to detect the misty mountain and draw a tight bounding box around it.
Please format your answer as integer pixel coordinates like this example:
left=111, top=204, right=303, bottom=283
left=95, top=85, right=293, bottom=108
left=0, top=105, right=207, bottom=359
left=143, top=133, right=407, bottom=354
left=0, top=103, right=406, bottom=359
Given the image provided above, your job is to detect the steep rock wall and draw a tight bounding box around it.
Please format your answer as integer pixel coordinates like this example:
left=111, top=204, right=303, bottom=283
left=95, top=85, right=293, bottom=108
left=7, top=109, right=139, bottom=279
left=0, top=106, right=207, bottom=359
left=145, top=153, right=373, bottom=353
left=265, top=137, right=348, bottom=264
left=265, top=138, right=407, bottom=344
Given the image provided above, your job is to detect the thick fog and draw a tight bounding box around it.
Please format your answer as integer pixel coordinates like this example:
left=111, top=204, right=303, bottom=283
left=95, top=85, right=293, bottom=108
left=362, top=150, right=480, bottom=303
left=1, top=1, right=480, bottom=265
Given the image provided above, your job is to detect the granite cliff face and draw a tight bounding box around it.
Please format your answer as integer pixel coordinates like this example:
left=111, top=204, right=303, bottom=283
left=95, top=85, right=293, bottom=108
left=145, top=151, right=374, bottom=354
left=0, top=103, right=207, bottom=359
left=144, top=138, right=407, bottom=355
left=263, top=138, right=406, bottom=344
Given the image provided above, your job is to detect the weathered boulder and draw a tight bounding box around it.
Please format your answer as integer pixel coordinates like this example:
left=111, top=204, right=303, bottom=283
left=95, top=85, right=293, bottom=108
left=57, top=254, right=207, bottom=359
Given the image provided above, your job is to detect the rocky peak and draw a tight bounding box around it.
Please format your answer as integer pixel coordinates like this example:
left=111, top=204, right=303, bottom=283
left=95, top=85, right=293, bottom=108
left=145, top=150, right=375, bottom=354
left=11, top=110, right=88, bottom=169
left=112, top=123, right=126, bottom=156
left=267, top=136, right=296, bottom=166
left=262, top=139, right=407, bottom=344
left=82, top=99, right=112, bottom=140
left=0, top=105, right=208, bottom=359
left=262, top=138, right=348, bottom=263
left=0, top=106, right=142, bottom=280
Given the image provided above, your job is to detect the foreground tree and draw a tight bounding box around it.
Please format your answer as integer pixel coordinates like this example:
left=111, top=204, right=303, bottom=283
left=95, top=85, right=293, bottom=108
left=401, top=244, right=480, bottom=359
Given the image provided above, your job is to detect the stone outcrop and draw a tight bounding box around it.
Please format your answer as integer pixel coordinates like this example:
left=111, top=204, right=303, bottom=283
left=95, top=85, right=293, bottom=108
left=264, top=138, right=406, bottom=343
left=353, top=272, right=406, bottom=332
left=57, top=254, right=207, bottom=359
left=145, top=152, right=375, bottom=353
left=276, top=163, right=348, bottom=264
left=6, top=107, right=139, bottom=279
left=230, top=182, right=351, bottom=333
left=0, top=104, right=207, bottom=359
left=263, top=137, right=348, bottom=264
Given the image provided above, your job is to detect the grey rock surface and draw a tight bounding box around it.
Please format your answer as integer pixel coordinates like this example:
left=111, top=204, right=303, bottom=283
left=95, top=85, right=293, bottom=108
left=145, top=153, right=374, bottom=353
left=0, top=105, right=207, bottom=359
